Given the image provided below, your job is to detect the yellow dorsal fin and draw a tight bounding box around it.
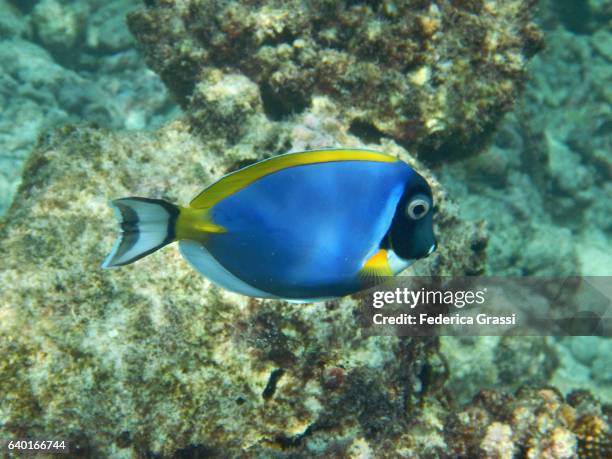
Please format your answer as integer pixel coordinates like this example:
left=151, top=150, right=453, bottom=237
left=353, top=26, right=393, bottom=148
left=360, top=249, right=393, bottom=279
left=190, top=148, right=398, bottom=209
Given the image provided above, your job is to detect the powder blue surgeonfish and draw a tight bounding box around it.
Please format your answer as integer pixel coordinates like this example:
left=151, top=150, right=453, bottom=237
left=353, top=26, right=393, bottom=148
left=102, top=149, right=437, bottom=301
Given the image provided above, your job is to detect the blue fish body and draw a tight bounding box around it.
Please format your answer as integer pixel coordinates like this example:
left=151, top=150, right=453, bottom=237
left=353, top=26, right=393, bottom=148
left=102, top=149, right=437, bottom=302
left=207, top=160, right=410, bottom=298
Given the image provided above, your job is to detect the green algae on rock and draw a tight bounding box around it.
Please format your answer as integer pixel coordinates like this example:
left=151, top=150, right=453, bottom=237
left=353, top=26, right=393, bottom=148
left=0, top=102, right=486, bottom=455
left=127, top=0, right=542, bottom=161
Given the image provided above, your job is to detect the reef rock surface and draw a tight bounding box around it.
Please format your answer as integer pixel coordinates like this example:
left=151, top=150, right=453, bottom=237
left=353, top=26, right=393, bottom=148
left=127, top=0, right=542, bottom=160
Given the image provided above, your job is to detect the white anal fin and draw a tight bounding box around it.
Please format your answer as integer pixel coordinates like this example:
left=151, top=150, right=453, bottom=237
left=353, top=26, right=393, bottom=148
left=179, top=240, right=277, bottom=299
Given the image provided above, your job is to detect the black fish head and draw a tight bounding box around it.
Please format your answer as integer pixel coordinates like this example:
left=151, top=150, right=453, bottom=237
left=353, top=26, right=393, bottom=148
left=388, top=171, right=437, bottom=262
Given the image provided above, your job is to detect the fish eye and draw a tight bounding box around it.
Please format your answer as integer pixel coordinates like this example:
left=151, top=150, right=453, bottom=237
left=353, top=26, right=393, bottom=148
left=406, top=195, right=430, bottom=220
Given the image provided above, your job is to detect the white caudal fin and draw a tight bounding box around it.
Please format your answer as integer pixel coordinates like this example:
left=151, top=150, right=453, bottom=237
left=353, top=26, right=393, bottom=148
left=101, top=197, right=179, bottom=268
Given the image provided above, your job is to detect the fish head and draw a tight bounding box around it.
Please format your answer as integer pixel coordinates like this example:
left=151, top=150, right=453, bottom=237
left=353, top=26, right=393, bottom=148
left=388, top=171, right=437, bottom=263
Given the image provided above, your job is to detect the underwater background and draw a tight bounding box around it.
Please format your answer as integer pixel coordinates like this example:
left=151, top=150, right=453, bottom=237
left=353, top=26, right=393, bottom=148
left=0, top=0, right=610, bottom=457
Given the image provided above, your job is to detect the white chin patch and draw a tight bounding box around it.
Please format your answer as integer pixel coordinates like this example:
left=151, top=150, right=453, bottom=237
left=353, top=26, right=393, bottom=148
left=387, top=249, right=414, bottom=275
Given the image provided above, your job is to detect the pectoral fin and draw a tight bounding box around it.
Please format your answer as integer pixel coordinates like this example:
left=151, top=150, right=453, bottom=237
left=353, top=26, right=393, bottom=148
left=359, top=249, right=393, bottom=280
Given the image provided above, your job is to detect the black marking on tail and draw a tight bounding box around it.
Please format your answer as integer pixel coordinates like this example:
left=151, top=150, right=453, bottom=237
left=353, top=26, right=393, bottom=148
left=117, top=197, right=179, bottom=246
left=102, top=197, right=179, bottom=268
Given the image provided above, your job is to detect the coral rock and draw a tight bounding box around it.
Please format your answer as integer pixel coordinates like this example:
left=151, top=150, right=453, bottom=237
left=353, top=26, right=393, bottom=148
left=445, top=387, right=612, bottom=459
left=127, top=0, right=542, bottom=160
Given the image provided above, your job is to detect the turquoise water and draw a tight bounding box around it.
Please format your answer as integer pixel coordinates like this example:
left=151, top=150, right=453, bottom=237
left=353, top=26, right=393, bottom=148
left=0, top=1, right=610, bottom=457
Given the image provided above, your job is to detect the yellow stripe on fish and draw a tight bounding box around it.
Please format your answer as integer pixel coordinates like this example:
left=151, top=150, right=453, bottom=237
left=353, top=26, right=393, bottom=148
left=189, top=148, right=399, bottom=209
